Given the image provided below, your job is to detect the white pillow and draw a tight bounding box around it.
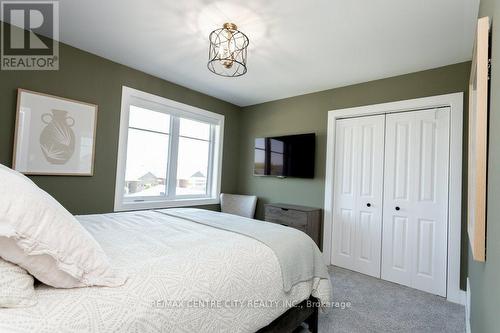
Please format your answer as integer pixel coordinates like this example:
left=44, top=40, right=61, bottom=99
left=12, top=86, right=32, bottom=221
left=0, top=164, right=126, bottom=288
left=0, top=258, right=37, bottom=308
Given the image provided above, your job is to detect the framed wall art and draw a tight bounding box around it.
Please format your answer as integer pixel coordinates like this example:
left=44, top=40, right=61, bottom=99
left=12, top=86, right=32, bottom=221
left=12, top=89, right=98, bottom=176
left=468, top=17, right=490, bottom=262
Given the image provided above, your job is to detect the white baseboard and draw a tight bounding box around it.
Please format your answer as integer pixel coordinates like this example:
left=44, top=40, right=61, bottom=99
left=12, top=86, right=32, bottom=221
left=466, top=278, right=471, bottom=333
left=448, top=289, right=466, bottom=305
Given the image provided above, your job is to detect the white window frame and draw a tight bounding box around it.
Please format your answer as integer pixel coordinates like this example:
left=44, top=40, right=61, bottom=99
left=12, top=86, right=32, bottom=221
left=114, top=86, right=224, bottom=211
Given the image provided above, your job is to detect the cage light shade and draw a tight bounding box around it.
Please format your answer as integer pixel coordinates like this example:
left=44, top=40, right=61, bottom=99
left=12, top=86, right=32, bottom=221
left=208, top=23, right=249, bottom=77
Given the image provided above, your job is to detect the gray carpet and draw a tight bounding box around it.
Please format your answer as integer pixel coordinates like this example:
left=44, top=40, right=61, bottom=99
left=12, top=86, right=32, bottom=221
left=318, top=266, right=465, bottom=333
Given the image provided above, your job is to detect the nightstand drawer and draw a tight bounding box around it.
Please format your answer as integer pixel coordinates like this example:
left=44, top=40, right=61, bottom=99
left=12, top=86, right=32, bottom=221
left=265, top=206, right=308, bottom=227
left=264, top=203, right=322, bottom=249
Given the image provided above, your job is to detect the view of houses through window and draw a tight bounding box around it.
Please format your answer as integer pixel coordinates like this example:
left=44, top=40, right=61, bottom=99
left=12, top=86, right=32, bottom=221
left=176, top=118, right=210, bottom=195
left=124, top=106, right=211, bottom=198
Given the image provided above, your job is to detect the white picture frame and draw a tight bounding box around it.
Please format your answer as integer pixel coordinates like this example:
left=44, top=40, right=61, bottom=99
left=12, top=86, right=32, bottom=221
left=13, top=89, right=98, bottom=176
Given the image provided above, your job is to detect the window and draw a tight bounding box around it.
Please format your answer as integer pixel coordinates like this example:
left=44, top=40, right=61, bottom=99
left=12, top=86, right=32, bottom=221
left=115, top=87, right=224, bottom=211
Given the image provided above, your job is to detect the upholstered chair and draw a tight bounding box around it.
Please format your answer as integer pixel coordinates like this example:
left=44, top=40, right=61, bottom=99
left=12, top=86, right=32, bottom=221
left=220, top=193, right=258, bottom=218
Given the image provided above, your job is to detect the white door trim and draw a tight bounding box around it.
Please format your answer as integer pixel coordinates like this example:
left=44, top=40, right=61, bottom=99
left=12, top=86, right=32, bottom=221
left=323, top=92, right=465, bottom=304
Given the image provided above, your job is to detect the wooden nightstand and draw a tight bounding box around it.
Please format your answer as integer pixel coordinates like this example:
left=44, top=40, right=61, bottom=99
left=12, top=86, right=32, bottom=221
left=264, top=203, right=322, bottom=249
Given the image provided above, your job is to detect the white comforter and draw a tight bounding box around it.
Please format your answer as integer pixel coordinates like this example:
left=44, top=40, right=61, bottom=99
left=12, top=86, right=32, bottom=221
left=0, top=210, right=332, bottom=333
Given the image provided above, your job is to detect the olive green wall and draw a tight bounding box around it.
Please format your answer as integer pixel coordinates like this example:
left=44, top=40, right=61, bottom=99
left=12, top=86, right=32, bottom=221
left=0, top=23, right=477, bottom=296
left=0, top=22, right=241, bottom=215
left=238, top=62, right=471, bottom=288
left=468, top=0, right=500, bottom=332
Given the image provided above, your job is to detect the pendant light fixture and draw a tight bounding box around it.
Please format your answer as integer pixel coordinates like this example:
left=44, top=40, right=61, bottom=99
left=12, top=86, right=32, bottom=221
left=208, top=22, right=249, bottom=77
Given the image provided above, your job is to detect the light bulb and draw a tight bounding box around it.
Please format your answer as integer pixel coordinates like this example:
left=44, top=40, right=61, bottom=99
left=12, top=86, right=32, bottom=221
left=221, top=40, right=234, bottom=68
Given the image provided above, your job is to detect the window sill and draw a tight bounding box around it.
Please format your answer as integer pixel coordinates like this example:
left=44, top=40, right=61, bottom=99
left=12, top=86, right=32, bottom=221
left=114, top=197, right=220, bottom=212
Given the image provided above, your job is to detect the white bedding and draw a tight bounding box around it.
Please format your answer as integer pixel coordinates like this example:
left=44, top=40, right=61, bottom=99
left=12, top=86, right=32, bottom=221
left=0, top=210, right=332, bottom=333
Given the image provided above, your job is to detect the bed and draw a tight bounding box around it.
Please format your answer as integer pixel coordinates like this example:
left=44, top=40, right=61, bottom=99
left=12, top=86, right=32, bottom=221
left=0, top=209, right=331, bottom=333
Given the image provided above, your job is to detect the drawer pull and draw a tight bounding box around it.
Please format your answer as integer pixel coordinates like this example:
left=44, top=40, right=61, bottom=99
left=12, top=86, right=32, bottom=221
left=281, top=208, right=289, bottom=211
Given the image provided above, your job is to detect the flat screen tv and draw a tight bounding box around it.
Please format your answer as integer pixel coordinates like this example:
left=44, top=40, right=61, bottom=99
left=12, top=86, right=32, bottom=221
left=254, top=133, right=315, bottom=178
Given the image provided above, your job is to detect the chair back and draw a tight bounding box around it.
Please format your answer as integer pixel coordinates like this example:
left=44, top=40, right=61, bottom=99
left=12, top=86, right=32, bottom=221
left=220, top=193, right=257, bottom=218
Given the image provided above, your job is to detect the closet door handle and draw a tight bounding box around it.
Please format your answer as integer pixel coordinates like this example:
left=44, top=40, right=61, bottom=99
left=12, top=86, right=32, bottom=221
left=395, top=206, right=400, bottom=211
left=366, top=203, right=371, bottom=207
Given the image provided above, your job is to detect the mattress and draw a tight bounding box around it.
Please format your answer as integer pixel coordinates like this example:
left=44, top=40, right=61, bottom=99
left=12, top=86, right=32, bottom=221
left=0, top=210, right=332, bottom=333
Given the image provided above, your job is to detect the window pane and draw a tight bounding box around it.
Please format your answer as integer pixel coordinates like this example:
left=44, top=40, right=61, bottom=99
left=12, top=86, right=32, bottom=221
left=179, top=118, right=210, bottom=140
left=129, top=105, right=170, bottom=134
left=176, top=137, right=209, bottom=196
left=125, top=128, right=169, bottom=197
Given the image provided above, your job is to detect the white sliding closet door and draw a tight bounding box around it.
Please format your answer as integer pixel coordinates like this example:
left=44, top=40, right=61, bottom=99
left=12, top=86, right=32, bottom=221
left=332, top=115, right=385, bottom=277
left=381, top=108, right=450, bottom=296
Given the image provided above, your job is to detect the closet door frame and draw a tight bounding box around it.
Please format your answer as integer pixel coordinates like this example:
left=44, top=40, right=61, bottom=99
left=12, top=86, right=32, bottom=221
left=323, top=93, right=464, bottom=305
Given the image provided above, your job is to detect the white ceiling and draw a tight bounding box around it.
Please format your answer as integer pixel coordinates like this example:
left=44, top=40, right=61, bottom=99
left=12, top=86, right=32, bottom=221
left=56, top=0, right=479, bottom=106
